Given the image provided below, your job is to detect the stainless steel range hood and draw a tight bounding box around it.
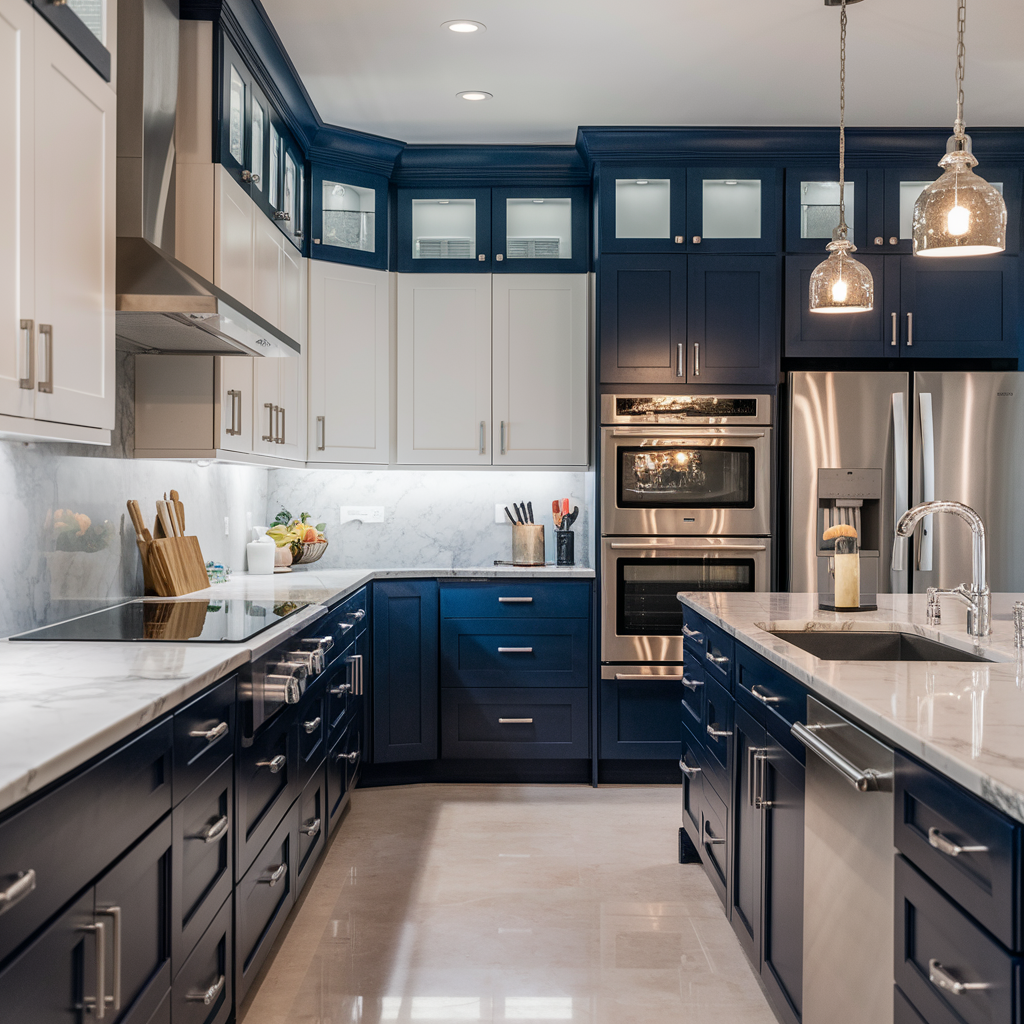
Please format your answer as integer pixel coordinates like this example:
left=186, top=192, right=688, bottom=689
left=114, top=0, right=297, bottom=358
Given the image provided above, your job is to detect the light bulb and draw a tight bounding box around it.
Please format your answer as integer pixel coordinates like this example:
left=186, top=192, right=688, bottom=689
left=831, top=278, right=848, bottom=303
left=947, top=204, right=971, bottom=236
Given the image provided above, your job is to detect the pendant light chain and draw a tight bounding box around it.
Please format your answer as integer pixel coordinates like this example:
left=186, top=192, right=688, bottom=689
left=837, top=0, right=848, bottom=238
left=954, top=0, right=967, bottom=138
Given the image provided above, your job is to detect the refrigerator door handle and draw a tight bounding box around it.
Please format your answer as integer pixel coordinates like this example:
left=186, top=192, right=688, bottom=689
left=918, top=392, right=935, bottom=571
left=891, top=392, right=909, bottom=573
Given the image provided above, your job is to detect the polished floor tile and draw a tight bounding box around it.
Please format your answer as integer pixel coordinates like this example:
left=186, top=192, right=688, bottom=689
left=240, top=785, right=777, bottom=1024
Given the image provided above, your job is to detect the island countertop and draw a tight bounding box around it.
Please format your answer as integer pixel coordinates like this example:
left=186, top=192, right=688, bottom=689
left=676, top=591, right=1024, bottom=824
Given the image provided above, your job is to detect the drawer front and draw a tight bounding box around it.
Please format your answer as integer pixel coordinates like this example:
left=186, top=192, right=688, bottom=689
left=173, top=677, right=236, bottom=804
left=440, top=581, right=590, bottom=619
left=326, top=724, right=354, bottom=834
left=682, top=606, right=708, bottom=657
left=895, top=854, right=1020, bottom=1024
left=441, top=618, right=590, bottom=688
left=144, top=990, right=170, bottom=1024
left=894, top=751, right=1020, bottom=950
left=172, top=757, right=233, bottom=973
left=736, top=645, right=807, bottom=733
left=0, top=718, right=173, bottom=967
left=171, top=894, right=232, bottom=1024
left=599, top=675, right=683, bottom=759
left=703, top=675, right=734, bottom=799
left=701, top=779, right=730, bottom=909
left=326, top=646, right=359, bottom=738
left=296, top=772, right=325, bottom=893
left=681, top=745, right=704, bottom=838
left=441, top=687, right=589, bottom=759
left=236, top=808, right=295, bottom=1002
left=297, top=692, right=327, bottom=789
left=894, top=986, right=929, bottom=1024
left=703, top=621, right=734, bottom=688
left=681, top=652, right=704, bottom=730
left=236, top=709, right=296, bottom=878
left=322, top=589, right=368, bottom=664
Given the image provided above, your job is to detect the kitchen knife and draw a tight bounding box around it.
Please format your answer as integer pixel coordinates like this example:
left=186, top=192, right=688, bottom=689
left=527, top=501, right=534, bottom=524
left=156, top=501, right=175, bottom=540
left=514, top=504, right=524, bottom=524
left=504, top=506, right=517, bottom=525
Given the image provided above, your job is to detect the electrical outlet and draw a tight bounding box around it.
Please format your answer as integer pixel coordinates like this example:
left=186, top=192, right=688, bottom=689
left=495, top=503, right=510, bottom=524
left=340, top=506, right=385, bottom=525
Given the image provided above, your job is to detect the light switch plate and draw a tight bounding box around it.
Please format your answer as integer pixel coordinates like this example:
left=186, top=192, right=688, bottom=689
left=340, top=505, right=385, bottom=525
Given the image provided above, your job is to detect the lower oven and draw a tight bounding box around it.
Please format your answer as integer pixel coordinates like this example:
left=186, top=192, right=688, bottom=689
left=601, top=536, right=770, bottom=663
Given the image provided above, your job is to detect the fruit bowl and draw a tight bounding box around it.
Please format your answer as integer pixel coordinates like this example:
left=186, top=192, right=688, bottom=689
left=293, top=540, right=329, bottom=565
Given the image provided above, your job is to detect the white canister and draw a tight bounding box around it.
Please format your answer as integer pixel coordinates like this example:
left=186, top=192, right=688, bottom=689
left=246, top=535, right=276, bottom=575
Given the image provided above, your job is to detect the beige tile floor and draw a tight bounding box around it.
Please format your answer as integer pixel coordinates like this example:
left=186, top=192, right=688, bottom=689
left=240, top=784, right=778, bottom=1024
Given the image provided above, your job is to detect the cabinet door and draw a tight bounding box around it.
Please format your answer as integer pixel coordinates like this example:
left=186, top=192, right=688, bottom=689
left=899, top=255, right=1019, bottom=359
left=372, top=580, right=439, bottom=763
left=730, top=705, right=765, bottom=970
left=253, top=213, right=281, bottom=328
left=32, top=18, right=114, bottom=430
left=687, top=167, right=778, bottom=253
left=311, top=166, right=388, bottom=271
left=219, top=34, right=250, bottom=189
left=279, top=240, right=304, bottom=345
left=275, top=350, right=306, bottom=461
left=252, top=356, right=278, bottom=456
left=308, top=261, right=389, bottom=464
left=599, top=675, right=683, bottom=759
left=491, top=186, right=589, bottom=273
left=784, top=254, right=888, bottom=358
left=0, top=0, right=34, bottom=419
left=598, top=254, right=686, bottom=383
left=492, top=274, right=587, bottom=466
left=784, top=167, right=869, bottom=253
left=215, top=356, right=253, bottom=453
left=215, top=166, right=254, bottom=310
left=598, top=166, right=686, bottom=253
left=760, top=734, right=804, bottom=1024
left=397, top=188, right=492, bottom=273
left=397, top=274, right=492, bottom=465
left=687, top=255, right=778, bottom=385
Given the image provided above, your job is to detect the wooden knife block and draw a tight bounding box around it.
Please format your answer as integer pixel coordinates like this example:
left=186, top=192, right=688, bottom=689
left=143, top=536, right=209, bottom=597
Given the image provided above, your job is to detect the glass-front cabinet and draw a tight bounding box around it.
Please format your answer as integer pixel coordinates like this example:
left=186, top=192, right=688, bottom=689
left=34, top=0, right=111, bottom=80
left=784, top=168, right=869, bottom=252
left=397, top=189, right=491, bottom=272
left=599, top=167, right=686, bottom=253
left=310, top=166, right=388, bottom=270
left=491, top=187, right=588, bottom=272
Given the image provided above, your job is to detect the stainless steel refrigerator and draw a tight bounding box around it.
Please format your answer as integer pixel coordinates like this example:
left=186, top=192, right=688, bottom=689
left=789, top=371, right=1024, bottom=595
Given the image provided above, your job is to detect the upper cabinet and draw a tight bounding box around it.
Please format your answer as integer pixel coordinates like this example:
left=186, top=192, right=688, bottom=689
left=396, top=187, right=589, bottom=273
left=33, top=0, right=110, bottom=82
left=599, top=166, right=778, bottom=254
left=784, top=167, right=870, bottom=253
left=311, top=165, right=389, bottom=271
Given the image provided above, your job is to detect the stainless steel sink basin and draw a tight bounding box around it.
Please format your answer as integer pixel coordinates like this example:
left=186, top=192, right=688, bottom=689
left=769, top=631, right=993, bottom=663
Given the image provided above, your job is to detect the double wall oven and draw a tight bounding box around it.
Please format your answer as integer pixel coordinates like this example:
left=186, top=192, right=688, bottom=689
left=600, top=394, right=773, bottom=666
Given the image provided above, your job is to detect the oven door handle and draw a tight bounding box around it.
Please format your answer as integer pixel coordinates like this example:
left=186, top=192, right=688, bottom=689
left=609, top=428, right=767, bottom=439
left=608, top=542, right=767, bottom=551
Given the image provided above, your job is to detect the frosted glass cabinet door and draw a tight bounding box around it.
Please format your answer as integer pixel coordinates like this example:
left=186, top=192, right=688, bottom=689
left=784, top=168, right=868, bottom=253
left=310, top=167, right=388, bottom=270
left=491, top=187, right=588, bottom=273
left=397, top=189, right=491, bottom=272
left=686, top=168, right=778, bottom=253
left=598, top=167, right=686, bottom=253
left=220, top=35, right=250, bottom=186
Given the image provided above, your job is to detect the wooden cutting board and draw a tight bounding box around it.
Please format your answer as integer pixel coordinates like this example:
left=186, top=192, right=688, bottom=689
left=148, top=537, right=209, bottom=597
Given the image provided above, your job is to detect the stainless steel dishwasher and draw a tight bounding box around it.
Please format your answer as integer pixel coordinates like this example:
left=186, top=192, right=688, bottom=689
left=792, top=697, right=895, bottom=1024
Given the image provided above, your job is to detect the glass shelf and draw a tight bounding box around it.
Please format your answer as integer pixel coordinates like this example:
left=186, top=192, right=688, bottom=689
left=799, top=181, right=857, bottom=242
left=411, top=198, right=477, bottom=260
left=615, top=178, right=671, bottom=240
left=505, top=197, right=572, bottom=259
left=701, top=179, right=761, bottom=239
left=322, top=181, right=376, bottom=253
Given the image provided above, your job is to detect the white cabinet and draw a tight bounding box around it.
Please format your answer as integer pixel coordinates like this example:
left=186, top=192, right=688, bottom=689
left=216, top=167, right=255, bottom=309
left=397, top=274, right=589, bottom=467
left=217, top=355, right=253, bottom=454
left=0, top=3, right=114, bottom=442
left=253, top=353, right=306, bottom=461
left=397, top=274, right=492, bottom=466
left=492, top=275, right=588, bottom=466
left=307, top=261, right=390, bottom=464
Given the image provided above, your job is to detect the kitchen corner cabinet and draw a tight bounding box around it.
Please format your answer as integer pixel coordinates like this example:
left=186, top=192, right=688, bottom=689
left=311, top=164, right=389, bottom=271
left=0, top=1, right=115, bottom=442
left=308, top=261, right=390, bottom=464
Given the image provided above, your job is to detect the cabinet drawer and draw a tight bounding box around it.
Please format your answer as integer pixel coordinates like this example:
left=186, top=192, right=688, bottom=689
left=682, top=607, right=708, bottom=657
left=703, top=621, right=734, bottom=688
left=172, top=757, right=233, bottom=973
left=440, top=618, right=590, bottom=688
left=326, top=722, right=360, bottom=835
left=0, top=718, right=172, bottom=967
left=296, top=772, right=325, bottom=894
left=297, top=692, right=327, bottom=789
left=681, top=653, right=704, bottom=729
left=441, top=688, right=589, bottom=759
left=172, top=895, right=232, bottom=1024
left=894, top=752, right=1021, bottom=950
left=893, top=986, right=929, bottom=1024
left=895, top=854, right=1020, bottom=1024
left=736, top=644, right=807, bottom=730
left=236, top=808, right=295, bottom=1002
left=701, top=779, right=729, bottom=909
left=440, top=581, right=590, bottom=619
left=326, top=646, right=357, bottom=736
left=702, top=675, right=734, bottom=800
left=173, top=676, right=235, bottom=803
left=599, top=671, right=683, bottom=759
left=321, top=589, right=368, bottom=664
left=681, top=745, right=704, bottom=839
left=236, top=709, right=295, bottom=878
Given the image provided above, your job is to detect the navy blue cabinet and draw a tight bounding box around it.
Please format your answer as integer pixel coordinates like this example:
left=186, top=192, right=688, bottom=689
left=396, top=188, right=493, bottom=273
left=598, top=166, right=688, bottom=254
left=731, top=704, right=766, bottom=968
left=599, top=670, right=683, bottom=759
left=311, top=165, right=389, bottom=271
left=372, top=580, right=439, bottom=762
left=785, top=167, right=871, bottom=253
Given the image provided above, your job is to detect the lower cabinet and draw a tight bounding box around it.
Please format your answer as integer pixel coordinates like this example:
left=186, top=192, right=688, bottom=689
left=171, top=895, right=232, bottom=1024
left=296, top=772, right=326, bottom=893
left=731, top=705, right=765, bottom=967
left=599, top=668, right=685, bottom=759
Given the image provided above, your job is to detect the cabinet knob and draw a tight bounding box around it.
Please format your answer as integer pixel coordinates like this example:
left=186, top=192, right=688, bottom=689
left=478, top=254, right=486, bottom=261
left=496, top=254, right=504, bottom=261
left=675, top=236, right=684, bottom=244
left=692, top=236, right=702, bottom=244
left=313, top=238, right=321, bottom=245
left=889, top=236, right=898, bottom=245
left=874, top=236, right=884, bottom=246
left=275, top=211, right=291, bottom=221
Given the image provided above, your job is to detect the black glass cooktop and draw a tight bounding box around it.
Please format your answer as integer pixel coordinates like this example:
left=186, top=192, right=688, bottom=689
left=9, top=599, right=312, bottom=643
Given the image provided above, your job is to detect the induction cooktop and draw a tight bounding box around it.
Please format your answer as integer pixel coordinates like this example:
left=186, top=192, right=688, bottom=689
left=9, top=598, right=312, bottom=643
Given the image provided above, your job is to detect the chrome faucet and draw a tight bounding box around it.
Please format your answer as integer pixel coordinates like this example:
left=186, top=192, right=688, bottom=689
left=896, top=501, right=991, bottom=638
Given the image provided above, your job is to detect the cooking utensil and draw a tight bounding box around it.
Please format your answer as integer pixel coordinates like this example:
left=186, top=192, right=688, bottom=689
left=561, top=498, right=570, bottom=517
left=170, top=489, right=185, bottom=532
left=504, top=506, right=517, bottom=525
left=527, top=501, right=534, bottom=524
left=565, top=506, right=580, bottom=529
left=551, top=500, right=562, bottom=529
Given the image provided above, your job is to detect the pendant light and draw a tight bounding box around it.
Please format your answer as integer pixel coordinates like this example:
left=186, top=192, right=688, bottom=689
left=912, top=0, right=1006, bottom=257
left=809, top=0, right=874, bottom=314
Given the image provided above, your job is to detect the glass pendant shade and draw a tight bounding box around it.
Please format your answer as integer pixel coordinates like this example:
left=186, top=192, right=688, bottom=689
left=809, top=238, right=874, bottom=313
left=913, top=136, right=1006, bottom=257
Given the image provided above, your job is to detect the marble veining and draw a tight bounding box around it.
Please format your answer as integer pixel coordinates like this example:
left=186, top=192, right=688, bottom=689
left=679, top=591, right=1024, bottom=823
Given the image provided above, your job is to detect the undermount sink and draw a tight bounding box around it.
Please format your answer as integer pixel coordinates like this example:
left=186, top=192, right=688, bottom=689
left=769, top=630, right=993, bottom=663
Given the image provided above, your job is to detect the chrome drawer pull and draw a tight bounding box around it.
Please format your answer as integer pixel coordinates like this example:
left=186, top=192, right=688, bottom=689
left=303, top=716, right=322, bottom=734
left=189, top=721, right=228, bottom=743
left=261, top=864, right=287, bottom=887
left=350, top=608, right=366, bottom=621
left=706, top=724, right=730, bottom=740
left=750, top=684, right=781, bottom=704
left=81, top=919, right=106, bottom=1018
left=498, top=647, right=533, bottom=653
left=498, top=597, right=533, bottom=603
left=928, top=826, right=988, bottom=858
left=0, top=869, right=36, bottom=915
left=301, top=818, right=321, bottom=837
left=331, top=683, right=353, bottom=696
left=702, top=820, right=725, bottom=846
left=682, top=625, right=704, bottom=642
left=679, top=759, right=701, bottom=779
left=499, top=718, right=534, bottom=724
left=193, top=816, right=229, bottom=844
left=682, top=675, right=704, bottom=691
left=338, top=750, right=360, bottom=764
left=928, top=959, right=991, bottom=994
left=257, top=754, right=287, bottom=774
left=706, top=652, right=730, bottom=669
left=187, top=974, right=225, bottom=1006
left=614, top=673, right=684, bottom=682
left=95, top=906, right=122, bottom=1012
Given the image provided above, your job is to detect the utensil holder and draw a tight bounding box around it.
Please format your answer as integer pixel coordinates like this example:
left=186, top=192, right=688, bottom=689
left=819, top=536, right=875, bottom=612
left=512, top=524, right=545, bottom=566
left=555, top=530, right=575, bottom=567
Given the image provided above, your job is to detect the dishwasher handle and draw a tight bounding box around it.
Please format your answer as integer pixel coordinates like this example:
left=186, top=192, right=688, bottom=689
left=791, top=722, right=893, bottom=792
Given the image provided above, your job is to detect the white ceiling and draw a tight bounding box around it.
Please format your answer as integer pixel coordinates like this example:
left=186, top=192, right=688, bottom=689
left=261, top=0, right=1024, bottom=146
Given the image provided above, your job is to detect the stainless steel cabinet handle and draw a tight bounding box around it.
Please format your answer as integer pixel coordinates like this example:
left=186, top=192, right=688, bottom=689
left=755, top=750, right=770, bottom=809
left=891, top=312, right=898, bottom=346
left=0, top=869, right=36, bottom=915
left=187, top=974, right=225, bottom=1005
left=500, top=420, right=506, bottom=455
left=479, top=420, right=486, bottom=455
left=81, top=919, right=106, bottom=1018
left=682, top=625, right=704, bottom=643
left=706, top=652, right=730, bottom=669
left=303, top=716, right=322, bottom=735
left=750, top=684, right=781, bottom=704
left=907, top=311, right=913, bottom=346
left=300, top=818, right=321, bottom=837
left=748, top=745, right=759, bottom=807
left=609, top=541, right=767, bottom=551
left=339, top=750, right=359, bottom=763
left=226, top=390, right=242, bottom=435
left=499, top=718, right=534, bottom=724
left=331, top=683, right=353, bottom=696
left=189, top=721, right=228, bottom=743
left=680, top=758, right=701, bottom=779
left=19, top=320, right=33, bottom=389
left=928, top=959, right=991, bottom=994
left=791, top=722, right=892, bottom=792
left=354, top=654, right=364, bottom=695
left=927, top=826, right=988, bottom=858
left=499, top=597, right=532, bottom=603
left=676, top=342, right=684, bottom=378
left=95, top=906, right=121, bottom=1012
left=682, top=675, right=704, bottom=691
left=693, top=342, right=700, bottom=376
left=706, top=724, right=730, bottom=740
left=279, top=405, right=286, bottom=444
left=263, top=402, right=274, bottom=442
left=317, top=415, right=325, bottom=451
left=261, top=863, right=287, bottom=887
left=498, top=647, right=533, bottom=653
left=194, top=815, right=229, bottom=844
left=256, top=754, right=287, bottom=773
left=702, top=820, right=725, bottom=846
left=350, top=609, right=366, bottom=621
left=614, top=673, right=684, bottom=682
left=37, top=324, right=53, bottom=393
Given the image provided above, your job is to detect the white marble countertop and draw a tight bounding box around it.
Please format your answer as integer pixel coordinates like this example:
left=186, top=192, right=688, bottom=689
left=0, top=566, right=594, bottom=816
left=677, top=591, right=1024, bottom=823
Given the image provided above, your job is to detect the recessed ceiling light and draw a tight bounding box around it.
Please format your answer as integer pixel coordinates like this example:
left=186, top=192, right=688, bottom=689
left=443, top=20, right=485, bottom=33
left=457, top=91, right=492, bottom=101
